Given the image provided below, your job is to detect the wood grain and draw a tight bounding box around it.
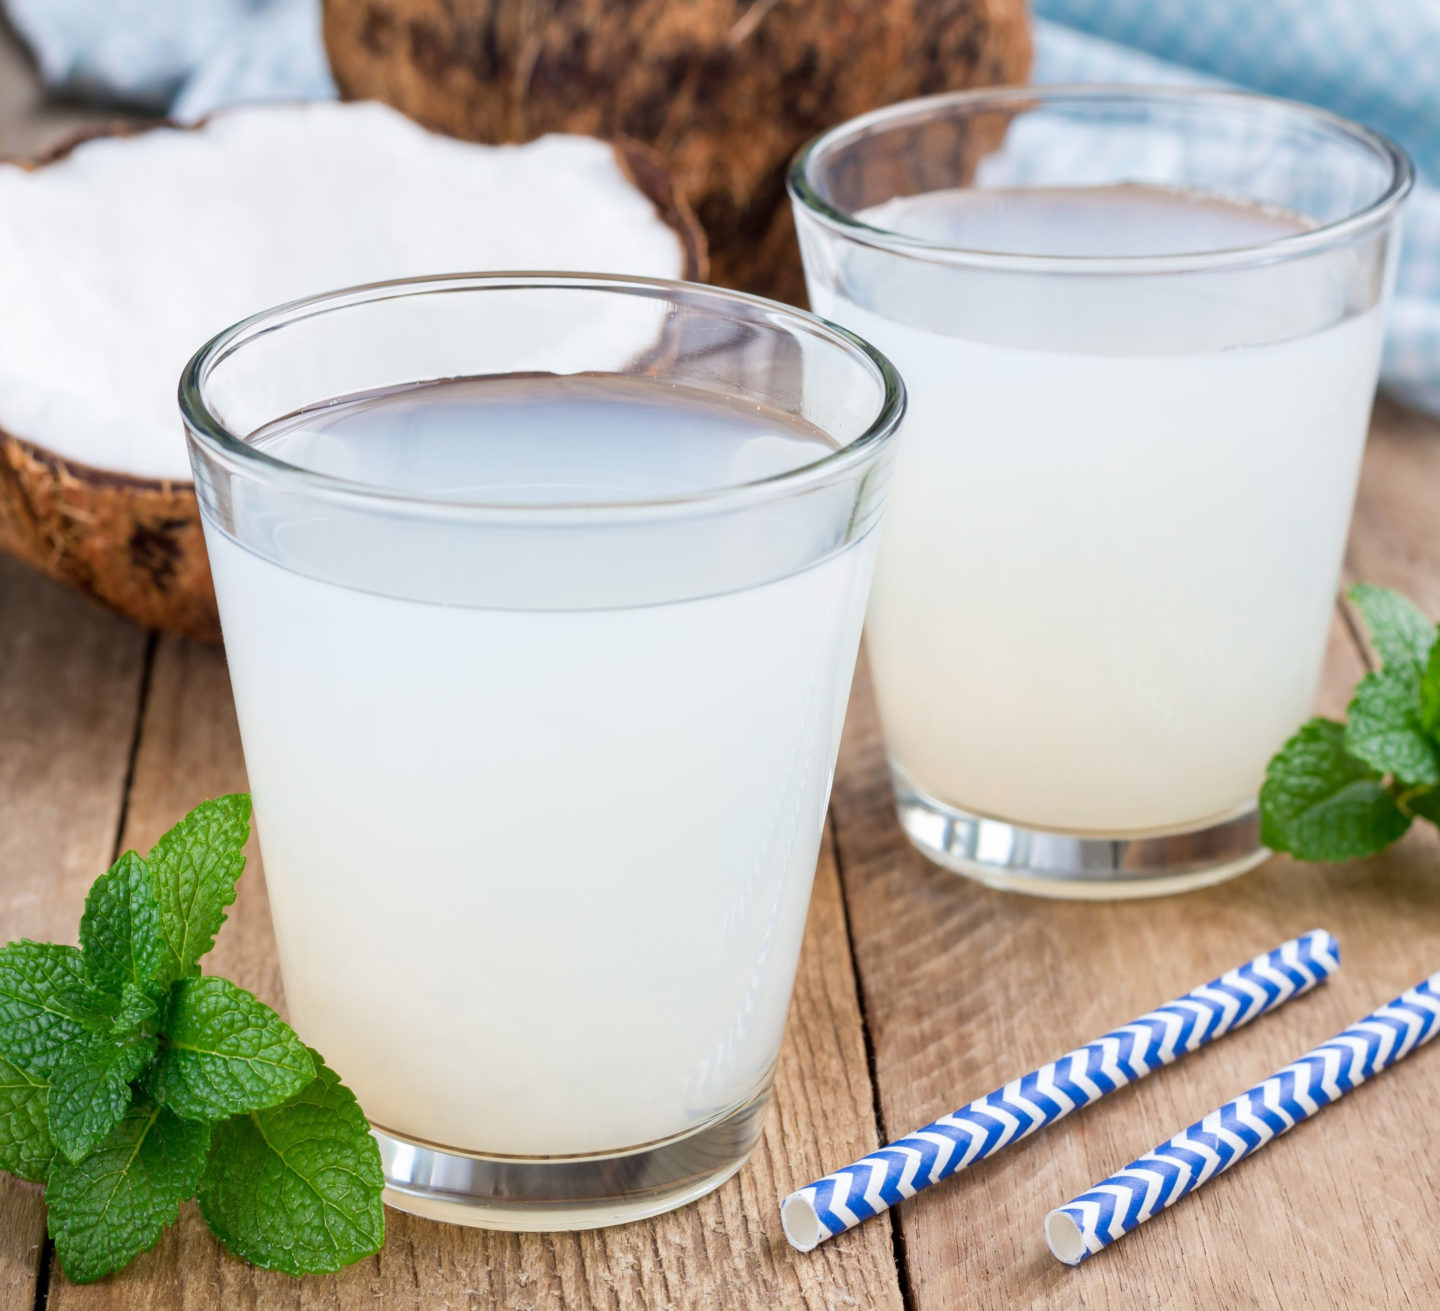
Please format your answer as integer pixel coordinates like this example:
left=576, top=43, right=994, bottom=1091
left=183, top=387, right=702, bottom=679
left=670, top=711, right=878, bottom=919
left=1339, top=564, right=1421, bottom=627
left=828, top=400, right=1440, bottom=1310
left=42, top=640, right=904, bottom=1309
left=1347, top=398, right=1440, bottom=617
left=0, top=560, right=147, bottom=1310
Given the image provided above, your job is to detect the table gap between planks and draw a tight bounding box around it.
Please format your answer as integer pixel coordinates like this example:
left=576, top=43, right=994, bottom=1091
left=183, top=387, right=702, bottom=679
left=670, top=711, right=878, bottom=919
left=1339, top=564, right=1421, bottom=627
left=2, top=50, right=1440, bottom=1311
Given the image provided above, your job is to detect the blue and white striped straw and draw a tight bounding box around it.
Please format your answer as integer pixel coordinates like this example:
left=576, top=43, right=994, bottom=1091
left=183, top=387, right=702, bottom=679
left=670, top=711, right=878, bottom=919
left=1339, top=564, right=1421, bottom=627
left=1045, top=968, right=1440, bottom=1266
left=780, top=929, right=1339, bottom=1252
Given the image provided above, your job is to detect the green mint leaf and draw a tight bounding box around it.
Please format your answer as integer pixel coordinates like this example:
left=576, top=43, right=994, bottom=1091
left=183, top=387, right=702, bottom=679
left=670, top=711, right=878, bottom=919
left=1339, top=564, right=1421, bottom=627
left=147, top=795, right=251, bottom=987
left=198, top=1050, right=384, bottom=1275
left=1341, top=585, right=1440, bottom=785
left=47, top=1094, right=211, bottom=1284
left=1260, top=718, right=1412, bottom=859
left=49, top=982, right=163, bottom=1161
left=1344, top=668, right=1440, bottom=786
left=113, top=982, right=160, bottom=1039
left=148, top=977, right=314, bottom=1122
left=79, top=850, right=164, bottom=1002
left=1348, top=583, right=1437, bottom=673
left=0, top=1051, right=54, bottom=1183
left=1403, top=787, right=1440, bottom=826
left=0, top=942, right=114, bottom=1080
left=1420, top=642, right=1440, bottom=741
left=48, top=1028, right=159, bottom=1163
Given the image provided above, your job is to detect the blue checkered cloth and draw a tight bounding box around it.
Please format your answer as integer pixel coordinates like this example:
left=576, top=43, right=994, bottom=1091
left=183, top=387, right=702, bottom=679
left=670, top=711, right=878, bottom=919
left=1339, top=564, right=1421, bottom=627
left=4, top=0, right=333, bottom=120
left=1033, top=3, right=1440, bottom=415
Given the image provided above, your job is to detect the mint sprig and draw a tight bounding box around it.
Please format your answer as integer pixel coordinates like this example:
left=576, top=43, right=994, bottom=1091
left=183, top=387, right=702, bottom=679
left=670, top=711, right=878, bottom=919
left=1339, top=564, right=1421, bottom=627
left=198, top=1049, right=385, bottom=1275
left=47, top=1023, right=159, bottom=1163
left=79, top=851, right=165, bottom=1000
left=146, top=795, right=251, bottom=989
left=47, top=1096, right=213, bottom=1285
left=0, top=1052, right=53, bottom=1182
left=146, top=976, right=314, bottom=1122
left=0, top=795, right=384, bottom=1283
left=1261, top=584, right=1440, bottom=860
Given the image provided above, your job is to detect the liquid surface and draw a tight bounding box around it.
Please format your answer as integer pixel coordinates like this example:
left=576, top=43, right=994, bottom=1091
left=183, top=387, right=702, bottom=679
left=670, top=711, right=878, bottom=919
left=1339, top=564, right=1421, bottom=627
left=861, top=183, right=1311, bottom=257
left=810, top=183, right=1383, bottom=834
left=254, top=372, right=837, bottom=503
left=208, top=373, right=878, bottom=1155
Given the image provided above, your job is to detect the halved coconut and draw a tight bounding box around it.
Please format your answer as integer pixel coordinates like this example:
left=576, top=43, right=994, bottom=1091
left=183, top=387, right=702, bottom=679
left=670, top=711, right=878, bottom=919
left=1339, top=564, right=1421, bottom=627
left=0, top=100, right=705, bottom=639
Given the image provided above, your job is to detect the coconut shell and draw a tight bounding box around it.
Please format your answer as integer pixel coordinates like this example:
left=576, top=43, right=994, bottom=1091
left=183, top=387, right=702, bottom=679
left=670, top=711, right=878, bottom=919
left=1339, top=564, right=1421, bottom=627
left=321, top=0, right=1031, bottom=302
left=0, top=436, right=219, bottom=639
left=0, top=125, right=705, bottom=641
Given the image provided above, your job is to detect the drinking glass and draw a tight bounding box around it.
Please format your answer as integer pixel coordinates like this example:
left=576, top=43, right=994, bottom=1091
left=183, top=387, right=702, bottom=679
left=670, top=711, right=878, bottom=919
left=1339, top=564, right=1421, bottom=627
left=790, top=87, right=1412, bottom=899
left=180, top=273, right=902, bottom=1228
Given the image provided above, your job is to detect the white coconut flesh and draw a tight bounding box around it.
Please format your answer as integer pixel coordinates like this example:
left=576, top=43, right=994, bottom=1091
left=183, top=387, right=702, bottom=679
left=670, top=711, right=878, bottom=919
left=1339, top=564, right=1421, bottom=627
left=0, top=101, right=686, bottom=482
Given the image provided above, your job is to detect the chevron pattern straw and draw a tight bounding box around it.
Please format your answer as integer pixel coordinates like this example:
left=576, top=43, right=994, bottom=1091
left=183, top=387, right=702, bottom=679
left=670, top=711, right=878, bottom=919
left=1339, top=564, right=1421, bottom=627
left=1045, top=969, right=1440, bottom=1265
left=780, top=929, right=1339, bottom=1251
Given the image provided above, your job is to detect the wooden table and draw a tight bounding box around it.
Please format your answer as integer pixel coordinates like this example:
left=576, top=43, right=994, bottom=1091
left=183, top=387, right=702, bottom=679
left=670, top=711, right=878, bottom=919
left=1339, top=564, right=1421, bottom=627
left=4, top=38, right=1440, bottom=1311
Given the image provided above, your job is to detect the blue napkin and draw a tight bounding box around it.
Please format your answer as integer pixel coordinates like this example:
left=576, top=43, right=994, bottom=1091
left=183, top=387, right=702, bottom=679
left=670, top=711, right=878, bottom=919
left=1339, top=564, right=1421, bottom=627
left=4, top=0, right=333, bottom=120
left=1033, top=4, right=1440, bottom=415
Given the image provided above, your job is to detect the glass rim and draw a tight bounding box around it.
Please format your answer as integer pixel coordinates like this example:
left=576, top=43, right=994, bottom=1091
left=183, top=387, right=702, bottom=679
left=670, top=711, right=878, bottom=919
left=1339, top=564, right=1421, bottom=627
left=787, top=84, right=1415, bottom=275
left=179, top=271, right=906, bottom=521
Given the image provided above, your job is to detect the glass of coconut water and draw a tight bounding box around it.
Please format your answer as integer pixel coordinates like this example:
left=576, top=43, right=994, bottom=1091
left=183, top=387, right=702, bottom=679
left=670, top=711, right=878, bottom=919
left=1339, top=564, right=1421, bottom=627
left=180, top=273, right=903, bottom=1228
left=790, top=87, right=1411, bottom=899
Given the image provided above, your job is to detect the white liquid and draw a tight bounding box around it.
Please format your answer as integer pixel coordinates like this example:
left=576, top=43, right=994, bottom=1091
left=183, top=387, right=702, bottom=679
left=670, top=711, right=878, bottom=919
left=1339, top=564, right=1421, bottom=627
left=204, top=376, right=876, bottom=1155
left=809, top=186, right=1385, bottom=834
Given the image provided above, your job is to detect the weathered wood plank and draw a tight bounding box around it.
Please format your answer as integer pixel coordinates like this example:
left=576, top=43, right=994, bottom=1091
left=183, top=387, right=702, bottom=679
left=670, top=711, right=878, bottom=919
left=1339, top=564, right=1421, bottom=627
left=829, top=401, right=1440, bottom=1309
left=1346, top=398, right=1440, bottom=616
left=47, top=638, right=904, bottom=1309
left=0, top=561, right=148, bottom=1311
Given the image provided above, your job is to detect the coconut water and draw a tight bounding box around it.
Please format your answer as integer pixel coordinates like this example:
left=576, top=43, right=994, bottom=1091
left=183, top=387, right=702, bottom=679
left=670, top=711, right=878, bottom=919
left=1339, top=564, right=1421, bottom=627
left=807, top=185, right=1385, bottom=834
left=203, top=374, right=878, bottom=1155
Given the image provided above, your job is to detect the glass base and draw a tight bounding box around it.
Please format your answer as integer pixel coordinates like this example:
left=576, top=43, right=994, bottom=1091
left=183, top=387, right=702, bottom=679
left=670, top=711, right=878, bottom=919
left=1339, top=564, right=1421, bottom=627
left=891, top=766, right=1268, bottom=900
left=374, top=1086, right=770, bottom=1231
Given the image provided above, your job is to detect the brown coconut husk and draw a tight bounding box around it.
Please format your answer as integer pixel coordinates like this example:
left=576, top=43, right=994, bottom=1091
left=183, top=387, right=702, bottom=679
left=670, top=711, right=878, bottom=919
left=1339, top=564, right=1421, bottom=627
left=321, top=0, right=1032, bottom=303
left=0, top=125, right=706, bottom=641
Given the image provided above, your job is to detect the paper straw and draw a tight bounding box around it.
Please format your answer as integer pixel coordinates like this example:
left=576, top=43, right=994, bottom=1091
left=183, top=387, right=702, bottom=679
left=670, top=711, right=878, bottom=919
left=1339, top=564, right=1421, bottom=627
left=1046, top=969, right=1440, bottom=1266
left=781, top=929, right=1339, bottom=1252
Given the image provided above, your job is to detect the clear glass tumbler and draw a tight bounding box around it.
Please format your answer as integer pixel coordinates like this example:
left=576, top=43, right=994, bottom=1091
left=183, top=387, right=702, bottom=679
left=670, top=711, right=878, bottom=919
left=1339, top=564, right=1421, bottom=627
left=789, top=87, right=1412, bottom=899
left=180, top=273, right=902, bottom=1228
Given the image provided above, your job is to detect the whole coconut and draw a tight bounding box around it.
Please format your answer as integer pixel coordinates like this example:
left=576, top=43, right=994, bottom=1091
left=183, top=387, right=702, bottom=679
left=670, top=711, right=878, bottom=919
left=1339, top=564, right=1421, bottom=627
left=322, top=0, right=1031, bottom=301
